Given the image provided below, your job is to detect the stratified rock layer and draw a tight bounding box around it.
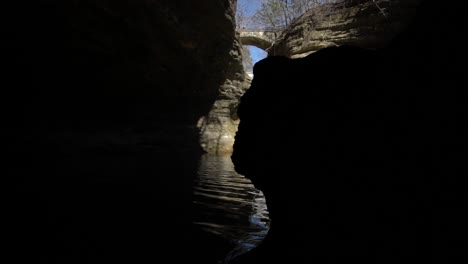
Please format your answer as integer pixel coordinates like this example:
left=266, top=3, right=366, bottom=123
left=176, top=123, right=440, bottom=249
left=199, top=33, right=252, bottom=154
left=271, top=0, right=422, bottom=58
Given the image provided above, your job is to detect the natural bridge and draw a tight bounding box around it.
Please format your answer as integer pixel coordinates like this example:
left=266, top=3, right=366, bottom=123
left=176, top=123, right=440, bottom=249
left=239, top=30, right=281, bottom=51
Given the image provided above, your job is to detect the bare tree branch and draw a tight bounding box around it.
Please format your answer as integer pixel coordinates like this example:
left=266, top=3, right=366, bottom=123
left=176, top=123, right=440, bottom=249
left=372, top=0, right=388, bottom=19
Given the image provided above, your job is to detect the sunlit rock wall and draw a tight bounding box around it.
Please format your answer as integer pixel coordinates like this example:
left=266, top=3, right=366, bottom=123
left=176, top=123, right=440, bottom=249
left=271, top=0, right=423, bottom=58
left=198, top=33, right=251, bottom=154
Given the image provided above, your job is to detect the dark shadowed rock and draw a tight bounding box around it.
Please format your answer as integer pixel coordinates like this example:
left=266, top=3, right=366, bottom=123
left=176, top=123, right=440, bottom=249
left=5, top=0, right=239, bottom=263
left=232, top=1, right=466, bottom=263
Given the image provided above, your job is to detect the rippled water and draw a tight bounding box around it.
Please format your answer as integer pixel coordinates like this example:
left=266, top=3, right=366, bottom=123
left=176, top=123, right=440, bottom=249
left=193, top=154, right=270, bottom=263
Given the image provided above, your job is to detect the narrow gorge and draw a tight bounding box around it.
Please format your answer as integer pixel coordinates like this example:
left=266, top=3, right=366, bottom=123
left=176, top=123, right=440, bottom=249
left=6, top=0, right=465, bottom=263
left=201, top=0, right=423, bottom=155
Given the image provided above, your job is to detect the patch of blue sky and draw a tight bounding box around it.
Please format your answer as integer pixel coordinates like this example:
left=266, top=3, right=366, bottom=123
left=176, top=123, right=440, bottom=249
left=239, top=0, right=268, bottom=65
left=250, top=46, right=267, bottom=65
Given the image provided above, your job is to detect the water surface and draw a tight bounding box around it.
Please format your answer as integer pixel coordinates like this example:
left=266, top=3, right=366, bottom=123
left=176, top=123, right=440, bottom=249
left=193, top=154, right=270, bottom=263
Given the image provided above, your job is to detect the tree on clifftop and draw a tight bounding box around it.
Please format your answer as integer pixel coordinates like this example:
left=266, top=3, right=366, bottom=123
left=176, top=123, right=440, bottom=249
left=252, top=0, right=337, bottom=30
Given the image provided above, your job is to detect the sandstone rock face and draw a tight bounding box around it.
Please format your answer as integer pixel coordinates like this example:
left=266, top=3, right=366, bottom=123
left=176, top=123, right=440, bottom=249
left=271, top=0, right=423, bottom=58
left=198, top=77, right=251, bottom=154
left=199, top=34, right=252, bottom=154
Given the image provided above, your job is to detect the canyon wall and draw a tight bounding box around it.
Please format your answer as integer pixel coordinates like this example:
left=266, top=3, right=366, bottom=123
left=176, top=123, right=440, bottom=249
left=5, top=1, right=240, bottom=263
left=271, top=0, right=423, bottom=58
left=198, top=33, right=251, bottom=154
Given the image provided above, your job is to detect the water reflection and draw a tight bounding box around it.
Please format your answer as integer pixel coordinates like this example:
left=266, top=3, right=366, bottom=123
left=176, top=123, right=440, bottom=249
left=193, top=154, right=270, bottom=263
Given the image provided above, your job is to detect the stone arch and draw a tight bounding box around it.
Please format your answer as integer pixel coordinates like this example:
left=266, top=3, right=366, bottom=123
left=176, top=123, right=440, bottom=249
left=239, top=31, right=277, bottom=51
